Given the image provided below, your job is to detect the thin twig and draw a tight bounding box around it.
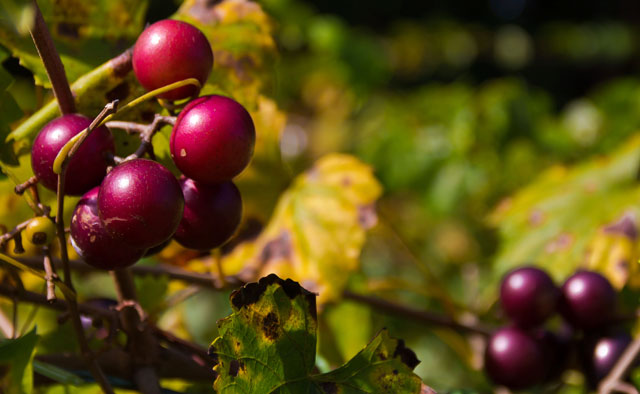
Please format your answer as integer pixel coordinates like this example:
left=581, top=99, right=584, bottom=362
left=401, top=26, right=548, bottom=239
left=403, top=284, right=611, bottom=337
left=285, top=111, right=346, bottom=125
left=0, top=219, right=31, bottom=248
left=599, top=336, right=640, bottom=394
left=107, top=115, right=176, bottom=162
left=42, top=246, right=56, bottom=302
left=342, top=290, right=494, bottom=336
left=29, top=1, right=75, bottom=114
left=111, top=268, right=161, bottom=394
left=12, top=256, right=243, bottom=289
left=54, top=102, right=119, bottom=394
left=14, top=176, right=38, bottom=195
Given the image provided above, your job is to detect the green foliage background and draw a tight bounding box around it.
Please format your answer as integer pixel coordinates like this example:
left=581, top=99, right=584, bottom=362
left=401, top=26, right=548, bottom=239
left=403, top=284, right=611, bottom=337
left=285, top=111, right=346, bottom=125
left=1, top=0, right=640, bottom=393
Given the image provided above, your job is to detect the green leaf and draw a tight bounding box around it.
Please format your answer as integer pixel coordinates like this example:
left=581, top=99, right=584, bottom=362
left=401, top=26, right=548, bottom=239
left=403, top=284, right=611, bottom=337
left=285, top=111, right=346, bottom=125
left=221, top=154, right=382, bottom=304
left=0, top=0, right=148, bottom=87
left=0, top=328, right=39, bottom=394
left=209, top=274, right=423, bottom=394
left=487, top=133, right=640, bottom=304
left=32, top=360, right=84, bottom=386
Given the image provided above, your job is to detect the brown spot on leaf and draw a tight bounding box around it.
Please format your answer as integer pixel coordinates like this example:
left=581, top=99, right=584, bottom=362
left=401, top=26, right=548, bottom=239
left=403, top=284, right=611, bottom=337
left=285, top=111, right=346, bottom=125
left=228, top=359, right=240, bottom=377
left=259, top=231, right=291, bottom=263
left=110, top=49, right=133, bottom=78
left=320, top=382, right=338, bottom=394
left=105, top=82, right=130, bottom=103
left=358, top=204, right=378, bottom=229
left=393, top=339, right=420, bottom=369
left=603, top=213, right=638, bottom=240
left=262, top=312, right=279, bottom=341
left=230, top=274, right=317, bottom=321
left=207, top=344, right=219, bottom=364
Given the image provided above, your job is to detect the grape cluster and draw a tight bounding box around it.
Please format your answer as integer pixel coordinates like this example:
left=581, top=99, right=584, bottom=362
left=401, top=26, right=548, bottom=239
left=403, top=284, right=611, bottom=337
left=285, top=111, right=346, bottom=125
left=484, top=266, right=633, bottom=390
left=28, top=20, right=253, bottom=269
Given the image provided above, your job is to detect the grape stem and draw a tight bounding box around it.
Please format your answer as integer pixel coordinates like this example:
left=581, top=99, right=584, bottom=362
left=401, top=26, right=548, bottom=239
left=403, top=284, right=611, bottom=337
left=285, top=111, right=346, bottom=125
left=53, top=101, right=119, bottom=394
left=599, top=336, right=640, bottom=394
left=106, top=114, right=177, bottom=161
left=28, top=1, right=75, bottom=115
left=42, top=246, right=57, bottom=302
left=0, top=219, right=31, bottom=248
left=14, top=176, right=38, bottom=195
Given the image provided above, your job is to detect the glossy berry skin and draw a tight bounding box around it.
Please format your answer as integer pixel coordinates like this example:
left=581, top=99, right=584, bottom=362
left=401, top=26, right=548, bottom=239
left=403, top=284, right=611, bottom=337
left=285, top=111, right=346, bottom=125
left=485, top=327, right=547, bottom=390
left=170, top=95, right=255, bottom=183
left=174, top=177, right=242, bottom=250
left=500, top=266, right=559, bottom=328
left=560, top=270, right=616, bottom=330
left=584, top=333, right=632, bottom=384
left=98, top=159, right=184, bottom=250
left=70, top=187, right=146, bottom=269
left=31, top=114, right=114, bottom=195
left=24, top=217, right=56, bottom=246
left=132, top=19, right=213, bottom=101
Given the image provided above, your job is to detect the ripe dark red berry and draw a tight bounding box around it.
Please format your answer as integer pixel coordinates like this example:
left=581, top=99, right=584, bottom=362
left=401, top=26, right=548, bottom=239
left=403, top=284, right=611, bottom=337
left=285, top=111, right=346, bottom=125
left=70, top=187, right=146, bottom=269
left=584, top=333, right=632, bottom=384
left=132, top=19, right=213, bottom=101
left=500, top=266, right=559, bottom=328
left=170, top=95, right=255, bottom=183
left=484, top=327, right=547, bottom=390
left=174, top=177, right=242, bottom=250
left=31, top=114, right=114, bottom=195
left=560, top=270, right=616, bottom=330
left=98, top=159, right=184, bottom=250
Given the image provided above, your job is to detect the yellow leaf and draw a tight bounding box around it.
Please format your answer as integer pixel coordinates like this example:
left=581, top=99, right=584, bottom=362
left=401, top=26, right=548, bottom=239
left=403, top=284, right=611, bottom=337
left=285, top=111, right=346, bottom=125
left=222, top=154, right=382, bottom=304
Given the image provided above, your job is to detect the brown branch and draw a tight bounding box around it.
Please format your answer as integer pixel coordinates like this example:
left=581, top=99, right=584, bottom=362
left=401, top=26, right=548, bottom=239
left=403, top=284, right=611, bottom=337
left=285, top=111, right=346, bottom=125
left=13, top=256, right=243, bottom=289
left=599, top=336, right=640, bottom=394
left=29, top=1, right=75, bottom=114
left=342, top=290, right=494, bottom=336
left=111, top=269, right=161, bottom=394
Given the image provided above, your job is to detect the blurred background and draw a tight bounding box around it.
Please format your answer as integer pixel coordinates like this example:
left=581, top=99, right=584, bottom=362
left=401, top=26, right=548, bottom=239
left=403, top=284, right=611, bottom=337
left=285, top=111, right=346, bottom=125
left=4, top=0, right=640, bottom=391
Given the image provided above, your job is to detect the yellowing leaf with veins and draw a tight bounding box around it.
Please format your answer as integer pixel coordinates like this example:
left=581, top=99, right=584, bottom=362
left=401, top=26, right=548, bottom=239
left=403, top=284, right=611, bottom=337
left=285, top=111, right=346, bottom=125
left=222, top=154, right=382, bottom=304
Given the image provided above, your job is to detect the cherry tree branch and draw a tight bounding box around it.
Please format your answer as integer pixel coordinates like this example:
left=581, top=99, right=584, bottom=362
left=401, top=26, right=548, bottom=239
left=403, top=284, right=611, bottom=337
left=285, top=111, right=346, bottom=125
left=28, top=1, right=75, bottom=114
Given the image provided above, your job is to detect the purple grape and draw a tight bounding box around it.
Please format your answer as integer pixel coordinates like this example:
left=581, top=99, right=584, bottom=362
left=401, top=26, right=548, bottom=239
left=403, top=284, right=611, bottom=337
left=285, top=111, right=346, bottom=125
left=584, top=333, right=632, bottom=385
left=500, top=266, right=559, bottom=327
left=170, top=95, right=255, bottom=183
left=70, top=187, right=146, bottom=269
left=97, top=159, right=184, bottom=250
left=132, top=19, right=213, bottom=101
left=31, top=114, right=114, bottom=195
left=174, top=177, right=242, bottom=250
left=484, top=327, right=547, bottom=390
left=560, top=270, right=616, bottom=330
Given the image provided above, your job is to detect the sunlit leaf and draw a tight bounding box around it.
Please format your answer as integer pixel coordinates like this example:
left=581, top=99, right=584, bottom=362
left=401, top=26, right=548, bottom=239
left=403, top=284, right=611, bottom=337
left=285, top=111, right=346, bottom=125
left=209, top=274, right=423, bottom=393
left=488, top=134, right=640, bottom=304
left=0, top=0, right=147, bottom=87
left=221, top=154, right=382, bottom=304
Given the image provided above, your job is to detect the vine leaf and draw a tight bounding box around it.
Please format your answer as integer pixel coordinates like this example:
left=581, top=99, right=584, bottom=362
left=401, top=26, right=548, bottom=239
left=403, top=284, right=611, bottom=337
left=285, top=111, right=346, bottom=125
left=0, top=328, right=39, bottom=394
left=220, top=154, right=382, bottom=304
left=209, top=274, right=424, bottom=394
left=0, top=0, right=148, bottom=87
left=487, top=134, right=640, bottom=305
